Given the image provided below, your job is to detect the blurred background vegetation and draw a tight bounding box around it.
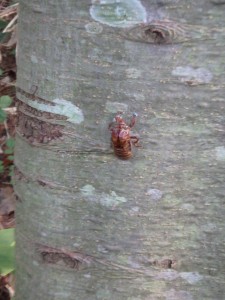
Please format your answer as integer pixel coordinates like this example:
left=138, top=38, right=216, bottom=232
left=0, top=1, right=18, bottom=299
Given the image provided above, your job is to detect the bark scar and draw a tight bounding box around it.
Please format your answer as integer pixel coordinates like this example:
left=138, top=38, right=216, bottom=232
left=16, top=103, right=65, bottom=145
left=37, top=244, right=93, bottom=271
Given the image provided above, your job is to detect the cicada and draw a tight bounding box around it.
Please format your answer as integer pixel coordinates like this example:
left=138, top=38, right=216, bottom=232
left=109, top=112, right=140, bottom=159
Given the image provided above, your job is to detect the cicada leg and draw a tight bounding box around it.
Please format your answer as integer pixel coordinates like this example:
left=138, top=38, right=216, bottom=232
left=130, top=135, right=140, bottom=147
left=129, top=113, right=138, bottom=128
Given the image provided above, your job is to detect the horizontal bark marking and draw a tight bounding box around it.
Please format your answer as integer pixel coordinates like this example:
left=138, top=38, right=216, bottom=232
left=14, top=165, right=64, bottom=189
left=16, top=99, right=67, bottom=121
left=37, top=244, right=175, bottom=275
left=42, top=17, right=223, bottom=45
left=118, top=19, right=222, bottom=44
left=17, top=86, right=54, bottom=106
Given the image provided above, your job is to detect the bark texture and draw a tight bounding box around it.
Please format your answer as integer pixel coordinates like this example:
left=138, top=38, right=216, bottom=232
left=15, top=0, right=225, bottom=299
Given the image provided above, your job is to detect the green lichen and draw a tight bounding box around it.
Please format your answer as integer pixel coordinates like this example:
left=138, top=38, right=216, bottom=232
left=80, top=185, right=127, bottom=207
left=100, top=191, right=127, bottom=206
left=27, top=98, right=84, bottom=124
left=90, top=0, right=147, bottom=28
left=80, top=184, right=96, bottom=196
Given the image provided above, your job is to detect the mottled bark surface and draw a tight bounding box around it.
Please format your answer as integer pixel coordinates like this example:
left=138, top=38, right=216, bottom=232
left=15, top=1, right=225, bottom=299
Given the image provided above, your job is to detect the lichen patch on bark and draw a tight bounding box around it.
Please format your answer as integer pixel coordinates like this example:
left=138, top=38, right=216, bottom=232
left=17, top=87, right=84, bottom=124
left=80, top=184, right=127, bottom=207
left=90, top=0, right=147, bottom=28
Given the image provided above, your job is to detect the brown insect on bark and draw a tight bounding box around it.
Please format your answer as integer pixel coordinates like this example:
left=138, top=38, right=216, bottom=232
left=108, top=112, right=140, bottom=159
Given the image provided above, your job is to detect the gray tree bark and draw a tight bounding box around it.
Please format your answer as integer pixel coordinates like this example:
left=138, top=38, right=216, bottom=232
left=15, top=0, right=225, bottom=299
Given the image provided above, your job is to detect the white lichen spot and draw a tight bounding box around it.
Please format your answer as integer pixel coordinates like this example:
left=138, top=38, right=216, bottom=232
left=80, top=184, right=96, bottom=196
left=90, top=0, right=147, bottom=28
left=85, top=22, right=103, bottom=34
left=129, top=206, right=140, bottom=216
left=181, top=203, right=195, bottom=212
left=133, top=93, right=145, bottom=101
left=131, top=206, right=140, bottom=212
left=32, top=260, right=39, bottom=266
left=172, top=66, right=213, bottom=83
left=41, top=232, right=47, bottom=237
left=97, top=245, right=108, bottom=253
left=105, top=101, right=128, bottom=113
left=147, top=188, right=163, bottom=201
left=27, top=98, right=84, bottom=124
left=100, top=191, right=127, bottom=206
left=80, top=185, right=127, bottom=207
left=215, top=146, right=225, bottom=161
left=179, top=272, right=203, bottom=284
left=31, top=55, right=38, bottom=64
left=126, top=68, right=142, bottom=79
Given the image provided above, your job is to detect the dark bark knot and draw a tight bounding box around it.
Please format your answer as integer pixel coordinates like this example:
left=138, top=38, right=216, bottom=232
left=16, top=87, right=66, bottom=144
left=141, top=20, right=188, bottom=44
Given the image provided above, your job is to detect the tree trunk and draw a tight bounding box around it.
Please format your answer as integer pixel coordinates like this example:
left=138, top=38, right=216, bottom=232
left=15, top=0, right=225, bottom=299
